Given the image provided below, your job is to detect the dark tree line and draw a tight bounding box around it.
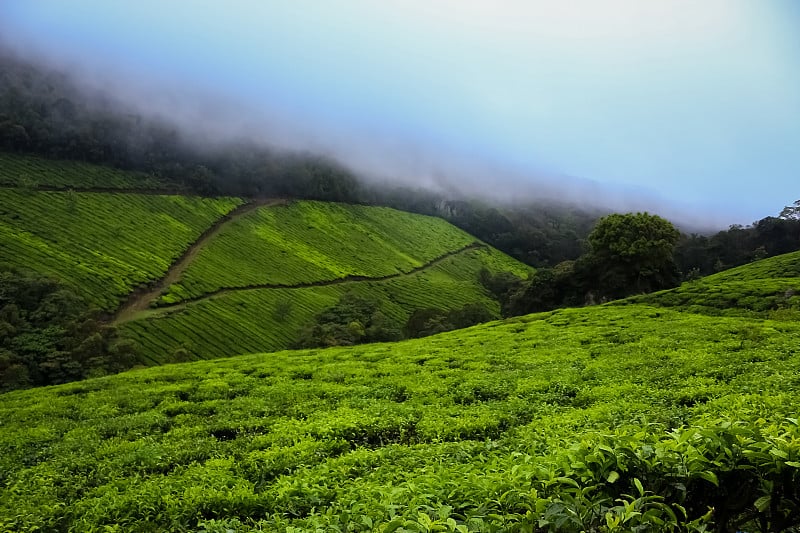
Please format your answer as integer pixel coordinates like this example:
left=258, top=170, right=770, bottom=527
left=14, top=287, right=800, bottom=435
left=675, top=211, right=800, bottom=278
left=293, top=293, right=495, bottom=349
left=483, top=212, right=682, bottom=316
left=0, top=267, right=136, bottom=391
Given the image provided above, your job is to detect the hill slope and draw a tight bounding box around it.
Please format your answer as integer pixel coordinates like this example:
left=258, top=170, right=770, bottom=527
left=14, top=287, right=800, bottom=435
left=0, top=151, right=177, bottom=190
left=2, top=302, right=799, bottom=531
left=1, top=159, right=534, bottom=368
left=0, top=188, right=242, bottom=310
left=116, top=200, right=531, bottom=364
left=624, top=249, right=800, bottom=317
left=121, top=246, right=526, bottom=363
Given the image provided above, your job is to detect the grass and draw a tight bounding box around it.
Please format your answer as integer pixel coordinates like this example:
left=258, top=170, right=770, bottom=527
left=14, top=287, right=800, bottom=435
left=0, top=151, right=175, bottom=189
left=2, top=302, right=799, bottom=531
left=0, top=189, right=242, bottom=310
left=122, top=247, right=532, bottom=364
left=159, top=201, right=480, bottom=302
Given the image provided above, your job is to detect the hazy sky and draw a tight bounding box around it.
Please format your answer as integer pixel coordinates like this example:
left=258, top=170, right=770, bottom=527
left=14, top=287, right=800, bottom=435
left=2, top=1, right=799, bottom=224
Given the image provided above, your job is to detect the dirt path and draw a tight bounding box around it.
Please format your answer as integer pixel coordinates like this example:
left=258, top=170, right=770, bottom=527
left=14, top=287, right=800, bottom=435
left=120, top=242, right=489, bottom=322
left=112, top=199, right=286, bottom=324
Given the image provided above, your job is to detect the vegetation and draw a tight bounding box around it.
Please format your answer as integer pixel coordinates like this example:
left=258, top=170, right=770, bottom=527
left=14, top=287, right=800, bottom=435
left=159, top=201, right=478, bottom=303
left=675, top=212, right=800, bottom=278
left=1, top=52, right=605, bottom=269
left=0, top=151, right=175, bottom=190
left=625, top=249, right=800, bottom=317
left=121, top=247, right=531, bottom=364
left=480, top=213, right=682, bottom=317
left=585, top=212, right=680, bottom=298
left=0, top=188, right=241, bottom=310
left=0, top=267, right=135, bottom=391
left=294, top=293, right=404, bottom=348
left=3, top=300, right=800, bottom=531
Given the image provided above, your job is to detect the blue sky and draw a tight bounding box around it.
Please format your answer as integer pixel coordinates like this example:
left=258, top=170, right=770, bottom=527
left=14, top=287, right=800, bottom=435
left=1, top=1, right=799, bottom=224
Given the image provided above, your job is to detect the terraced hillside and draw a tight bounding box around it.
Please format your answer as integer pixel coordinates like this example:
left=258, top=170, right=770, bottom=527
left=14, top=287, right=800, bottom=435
left=121, top=246, right=529, bottom=363
left=157, top=201, right=479, bottom=303
left=1, top=160, right=534, bottom=365
left=624, top=249, right=800, bottom=316
left=3, top=301, right=800, bottom=532
left=0, top=151, right=176, bottom=190
left=117, top=200, right=532, bottom=364
left=0, top=188, right=242, bottom=310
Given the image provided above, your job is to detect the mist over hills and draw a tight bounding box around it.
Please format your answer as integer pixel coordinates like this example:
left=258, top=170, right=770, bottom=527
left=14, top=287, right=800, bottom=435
left=0, top=46, right=737, bottom=232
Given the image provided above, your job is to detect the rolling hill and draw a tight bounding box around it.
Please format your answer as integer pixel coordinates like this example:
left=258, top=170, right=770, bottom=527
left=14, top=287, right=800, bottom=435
left=1, top=154, right=533, bottom=367
left=2, top=291, right=800, bottom=531
left=4, top=154, right=800, bottom=531
left=0, top=188, right=243, bottom=310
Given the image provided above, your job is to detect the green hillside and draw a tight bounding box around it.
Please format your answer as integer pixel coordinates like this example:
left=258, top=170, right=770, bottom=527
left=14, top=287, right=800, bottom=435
left=122, top=247, right=528, bottom=363
left=2, top=302, right=800, bottom=532
left=625, top=249, right=800, bottom=317
left=158, top=201, right=479, bottom=303
left=0, top=188, right=242, bottom=310
left=0, top=151, right=175, bottom=189
left=1, top=165, right=534, bottom=373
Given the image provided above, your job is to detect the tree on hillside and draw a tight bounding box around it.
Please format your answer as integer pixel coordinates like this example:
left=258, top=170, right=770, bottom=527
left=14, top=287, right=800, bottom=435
left=587, top=212, right=680, bottom=298
left=779, top=200, right=800, bottom=221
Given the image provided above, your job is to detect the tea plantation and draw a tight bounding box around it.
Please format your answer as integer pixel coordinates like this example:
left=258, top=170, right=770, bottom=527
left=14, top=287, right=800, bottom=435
left=121, top=247, right=530, bottom=364
left=0, top=188, right=242, bottom=310
left=625, top=250, right=800, bottom=317
left=2, top=300, right=800, bottom=532
left=158, top=201, right=480, bottom=303
left=0, top=152, right=175, bottom=190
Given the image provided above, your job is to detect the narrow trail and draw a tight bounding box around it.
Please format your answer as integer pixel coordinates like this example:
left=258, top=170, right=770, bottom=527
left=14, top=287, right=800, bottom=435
left=113, top=199, right=286, bottom=324
left=120, top=242, right=489, bottom=323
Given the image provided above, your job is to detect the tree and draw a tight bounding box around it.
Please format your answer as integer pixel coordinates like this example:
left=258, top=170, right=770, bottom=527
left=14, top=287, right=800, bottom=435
left=779, top=200, right=800, bottom=221
left=587, top=212, right=680, bottom=298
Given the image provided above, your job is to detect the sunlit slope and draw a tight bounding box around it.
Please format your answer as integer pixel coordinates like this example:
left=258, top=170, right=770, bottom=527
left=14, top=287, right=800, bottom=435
left=158, top=201, right=479, bottom=303
left=0, top=188, right=242, bottom=310
left=625, top=249, right=800, bottom=315
left=122, top=247, right=529, bottom=363
left=0, top=151, right=175, bottom=189
left=2, top=303, right=799, bottom=531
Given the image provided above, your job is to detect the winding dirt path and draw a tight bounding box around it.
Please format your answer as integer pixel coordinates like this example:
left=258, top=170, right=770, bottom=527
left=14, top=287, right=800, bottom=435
left=120, top=242, right=489, bottom=323
left=112, top=199, right=286, bottom=324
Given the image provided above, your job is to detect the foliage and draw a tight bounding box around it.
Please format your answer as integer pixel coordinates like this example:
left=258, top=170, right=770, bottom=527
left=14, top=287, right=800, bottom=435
left=0, top=151, right=175, bottom=189
left=159, top=201, right=479, bottom=302
left=0, top=188, right=241, bottom=310
left=121, top=247, right=527, bottom=364
left=779, top=199, right=800, bottom=221
left=294, top=293, right=404, bottom=348
left=3, top=303, right=800, bottom=530
left=0, top=267, right=135, bottom=391
left=405, top=302, right=494, bottom=338
left=675, top=216, right=800, bottom=278
left=625, top=249, right=800, bottom=318
left=1, top=52, right=608, bottom=270
left=586, top=212, right=681, bottom=298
